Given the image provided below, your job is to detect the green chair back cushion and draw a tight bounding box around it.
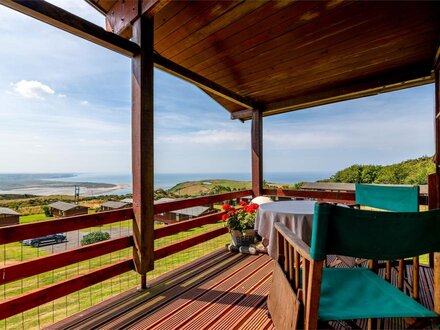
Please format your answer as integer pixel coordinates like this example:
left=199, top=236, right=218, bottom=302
left=355, top=183, right=419, bottom=212
left=310, top=203, right=440, bottom=261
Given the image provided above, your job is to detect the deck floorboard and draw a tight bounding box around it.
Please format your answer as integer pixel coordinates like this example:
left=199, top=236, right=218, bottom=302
left=50, top=250, right=435, bottom=330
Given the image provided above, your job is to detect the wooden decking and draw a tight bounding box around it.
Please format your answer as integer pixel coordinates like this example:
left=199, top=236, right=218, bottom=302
left=50, top=250, right=435, bottom=330
left=50, top=250, right=274, bottom=330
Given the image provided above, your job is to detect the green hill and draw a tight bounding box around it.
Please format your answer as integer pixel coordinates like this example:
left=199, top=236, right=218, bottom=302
left=320, top=156, right=435, bottom=185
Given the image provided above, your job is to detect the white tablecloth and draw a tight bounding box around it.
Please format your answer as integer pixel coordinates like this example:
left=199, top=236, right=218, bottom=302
left=254, top=200, right=316, bottom=257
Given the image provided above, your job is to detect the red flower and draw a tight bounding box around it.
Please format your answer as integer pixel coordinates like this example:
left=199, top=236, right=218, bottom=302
left=222, top=204, right=231, bottom=211
left=229, top=207, right=236, bottom=214
left=239, top=201, right=247, bottom=207
left=221, top=214, right=228, bottom=222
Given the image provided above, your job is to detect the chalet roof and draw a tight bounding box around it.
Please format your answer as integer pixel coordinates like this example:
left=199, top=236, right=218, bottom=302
left=101, top=201, right=129, bottom=209
left=153, top=198, right=211, bottom=216
left=155, top=198, right=177, bottom=204
left=0, top=207, right=20, bottom=216
left=86, top=1, right=440, bottom=120
left=48, top=201, right=88, bottom=211
left=172, top=206, right=210, bottom=217
left=120, top=198, right=133, bottom=204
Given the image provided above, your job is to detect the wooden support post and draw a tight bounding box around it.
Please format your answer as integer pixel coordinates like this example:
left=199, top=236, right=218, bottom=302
left=131, top=15, right=154, bottom=288
left=435, top=65, right=440, bottom=179
left=433, top=59, right=440, bottom=313
left=251, top=108, right=263, bottom=197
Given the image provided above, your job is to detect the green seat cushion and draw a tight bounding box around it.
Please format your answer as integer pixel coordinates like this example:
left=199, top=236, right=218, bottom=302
left=318, top=268, right=436, bottom=321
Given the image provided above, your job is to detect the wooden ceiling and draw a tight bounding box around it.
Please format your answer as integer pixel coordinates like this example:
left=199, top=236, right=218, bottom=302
left=87, top=0, right=440, bottom=120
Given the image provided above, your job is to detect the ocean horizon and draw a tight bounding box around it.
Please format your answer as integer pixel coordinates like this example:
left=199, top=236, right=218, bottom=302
left=0, top=172, right=333, bottom=196
left=45, top=171, right=333, bottom=194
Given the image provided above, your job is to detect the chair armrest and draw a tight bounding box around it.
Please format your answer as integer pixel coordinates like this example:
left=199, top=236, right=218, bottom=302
left=274, top=222, right=312, bottom=262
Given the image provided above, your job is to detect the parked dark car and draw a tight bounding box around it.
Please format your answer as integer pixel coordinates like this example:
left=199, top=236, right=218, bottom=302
left=22, top=234, right=67, bottom=247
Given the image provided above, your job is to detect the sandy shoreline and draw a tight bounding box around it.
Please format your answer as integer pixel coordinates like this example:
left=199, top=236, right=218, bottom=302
left=0, top=184, right=131, bottom=196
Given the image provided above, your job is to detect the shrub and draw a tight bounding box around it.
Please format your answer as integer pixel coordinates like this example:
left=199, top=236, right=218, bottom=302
left=81, top=231, right=110, bottom=246
left=42, top=205, right=51, bottom=217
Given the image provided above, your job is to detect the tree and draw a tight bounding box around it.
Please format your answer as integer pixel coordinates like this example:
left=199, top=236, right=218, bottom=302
left=42, top=205, right=51, bottom=217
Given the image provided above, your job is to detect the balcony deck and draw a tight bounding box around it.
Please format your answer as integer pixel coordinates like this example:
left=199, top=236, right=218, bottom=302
left=50, top=249, right=435, bottom=330
left=51, top=249, right=274, bottom=330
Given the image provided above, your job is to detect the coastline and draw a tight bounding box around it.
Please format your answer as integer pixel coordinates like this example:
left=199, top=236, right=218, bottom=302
left=0, top=183, right=131, bottom=196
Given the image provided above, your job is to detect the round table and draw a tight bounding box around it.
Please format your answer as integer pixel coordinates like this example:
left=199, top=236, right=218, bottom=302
left=254, top=200, right=316, bottom=257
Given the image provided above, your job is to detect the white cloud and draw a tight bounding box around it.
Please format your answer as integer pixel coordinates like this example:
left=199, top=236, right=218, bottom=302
left=80, top=100, right=89, bottom=106
left=57, top=93, right=66, bottom=98
left=11, top=80, right=55, bottom=100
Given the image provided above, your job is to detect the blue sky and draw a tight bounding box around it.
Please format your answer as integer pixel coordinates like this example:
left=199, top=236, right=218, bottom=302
left=0, top=2, right=435, bottom=175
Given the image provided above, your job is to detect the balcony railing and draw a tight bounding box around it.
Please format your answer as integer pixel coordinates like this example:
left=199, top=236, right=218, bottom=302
left=0, top=187, right=429, bottom=327
left=0, top=189, right=252, bottom=326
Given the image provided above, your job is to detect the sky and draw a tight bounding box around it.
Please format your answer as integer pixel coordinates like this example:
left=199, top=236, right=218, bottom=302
left=0, top=1, right=435, bottom=176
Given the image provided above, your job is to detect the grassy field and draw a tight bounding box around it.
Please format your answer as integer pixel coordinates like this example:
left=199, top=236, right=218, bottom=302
left=169, top=179, right=251, bottom=195
left=1, top=216, right=229, bottom=330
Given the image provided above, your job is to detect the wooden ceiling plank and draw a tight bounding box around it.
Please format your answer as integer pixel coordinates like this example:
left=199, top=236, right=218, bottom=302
left=216, top=15, right=436, bottom=91
left=248, top=59, right=431, bottom=103
left=160, top=1, right=265, bottom=58
left=194, top=1, right=357, bottom=81
left=154, top=0, right=189, bottom=31
left=208, top=3, right=437, bottom=86
left=248, top=57, right=431, bottom=102
left=232, top=62, right=433, bottom=120
left=168, top=0, right=283, bottom=66
left=244, top=21, right=438, bottom=93
left=84, top=0, right=115, bottom=16
left=153, top=53, right=259, bottom=110
left=141, top=0, right=170, bottom=17
left=0, top=0, right=140, bottom=57
left=238, top=33, right=435, bottom=99
left=184, top=1, right=338, bottom=78
left=154, top=1, right=218, bottom=45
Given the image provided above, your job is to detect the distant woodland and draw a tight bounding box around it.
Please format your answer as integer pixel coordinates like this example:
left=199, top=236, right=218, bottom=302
left=320, top=156, right=435, bottom=185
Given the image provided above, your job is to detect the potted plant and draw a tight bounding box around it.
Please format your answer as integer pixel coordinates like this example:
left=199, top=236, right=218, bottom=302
left=222, top=201, right=259, bottom=247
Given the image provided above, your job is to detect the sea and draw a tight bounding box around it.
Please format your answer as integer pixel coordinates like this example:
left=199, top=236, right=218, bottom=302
left=54, top=171, right=333, bottom=195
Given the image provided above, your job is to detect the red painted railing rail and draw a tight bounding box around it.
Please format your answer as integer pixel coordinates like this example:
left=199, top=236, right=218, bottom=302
left=0, top=236, right=133, bottom=285
left=153, top=190, right=252, bottom=213
left=0, top=191, right=249, bottom=321
left=263, top=188, right=428, bottom=205
left=263, top=188, right=356, bottom=202
left=0, top=208, right=134, bottom=244
left=0, top=259, right=134, bottom=320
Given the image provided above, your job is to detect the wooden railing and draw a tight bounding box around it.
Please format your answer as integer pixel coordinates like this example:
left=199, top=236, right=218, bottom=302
left=0, top=209, right=135, bottom=320
left=264, top=188, right=429, bottom=206
left=3, top=186, right=428, bottom=322
left=264, top=188, right=355, bottom=204
left=0, top=189, right=253, bottom=321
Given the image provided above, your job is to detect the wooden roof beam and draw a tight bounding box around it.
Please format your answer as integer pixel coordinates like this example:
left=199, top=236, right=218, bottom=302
left=153, top=52, right=260, bottom=110
left=0, top=0, right=140, bottom=57
left=88, top=0, right=169, bottom=39
left=232, top=62, right=434, bottom=120
left=435, top=40, right=440, bottom=69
